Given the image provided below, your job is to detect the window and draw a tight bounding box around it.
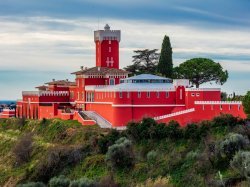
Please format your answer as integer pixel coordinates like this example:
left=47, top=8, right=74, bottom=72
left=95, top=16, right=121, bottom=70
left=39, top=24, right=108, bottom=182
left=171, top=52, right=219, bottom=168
left=156, top=91, right=160, bottom=98
left=82, top=93, right=84, bottom=100
left=180, top=89, right=183, bottom=100
left=77, top=92, right=80, bottom=100
left=196, top=93, right=200, bottom=97
left=191, top=93, right=195, bottom=97
left=229, top=105, right=232, bottom=110
left=220, top=105, right=222, bottom=110
left=202, top=105, right=205, bottom=110
left=127, top=92, right=130, bottom=98
left=109, top=47, right=111, bottom=52
left=109, top=78, right=115, bottom=85
left=166, top=92, right=169, bottom=98
left=238, top=105, right=241, bottom=111
left=119, top=92, right=123, bottom=98
left=138, top=91, right=141, bottom=98
left=109, top=40, right=111, bottom=44
left=147, top=92, right=150, bottom=98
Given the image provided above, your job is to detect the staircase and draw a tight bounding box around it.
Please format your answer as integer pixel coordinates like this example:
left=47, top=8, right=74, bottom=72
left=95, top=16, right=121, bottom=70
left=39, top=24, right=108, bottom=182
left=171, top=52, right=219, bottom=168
left=80, top=111, right=112, bottom=128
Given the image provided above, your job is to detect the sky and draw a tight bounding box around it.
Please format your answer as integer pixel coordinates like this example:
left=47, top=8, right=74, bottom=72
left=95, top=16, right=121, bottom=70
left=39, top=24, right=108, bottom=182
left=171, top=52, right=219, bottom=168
left=0, top=0, right=250, bottom=100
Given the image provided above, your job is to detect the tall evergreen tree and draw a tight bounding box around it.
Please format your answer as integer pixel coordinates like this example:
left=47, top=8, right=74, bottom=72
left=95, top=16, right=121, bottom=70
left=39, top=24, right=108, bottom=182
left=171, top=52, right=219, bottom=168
left=157, top=35, right=173, bottom=78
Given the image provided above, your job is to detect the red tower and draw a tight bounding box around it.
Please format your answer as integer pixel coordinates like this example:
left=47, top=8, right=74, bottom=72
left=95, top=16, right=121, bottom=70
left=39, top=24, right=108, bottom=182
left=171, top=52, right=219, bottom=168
left=94, top=24, right=121, bottom=69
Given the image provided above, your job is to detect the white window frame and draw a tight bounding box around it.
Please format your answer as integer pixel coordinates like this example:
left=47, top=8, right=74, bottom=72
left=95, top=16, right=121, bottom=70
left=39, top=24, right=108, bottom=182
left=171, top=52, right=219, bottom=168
left=147, top=92, right=150, bottom=98
left=156, top=91, right=160, bottom=98
left=138, top=91, right=141, bottom=98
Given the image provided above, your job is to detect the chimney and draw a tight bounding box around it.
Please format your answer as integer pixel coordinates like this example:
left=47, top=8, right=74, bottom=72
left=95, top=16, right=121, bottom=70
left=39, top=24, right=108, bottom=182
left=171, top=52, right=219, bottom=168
left=80, top=66, right=84, bottom=70
left=52, top=79, right=55, bottom=82
left=66, top=79, right=69, bottom=82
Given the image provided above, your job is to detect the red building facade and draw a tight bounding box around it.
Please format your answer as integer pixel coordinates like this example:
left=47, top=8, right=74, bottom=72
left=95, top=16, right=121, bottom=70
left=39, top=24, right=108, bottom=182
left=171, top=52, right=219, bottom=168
left=6, top=24, right=246, bottom=127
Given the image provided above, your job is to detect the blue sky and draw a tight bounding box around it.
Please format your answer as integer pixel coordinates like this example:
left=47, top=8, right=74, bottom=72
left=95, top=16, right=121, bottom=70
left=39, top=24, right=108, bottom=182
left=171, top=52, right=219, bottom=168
left=0, top=0, right=250, bottom=99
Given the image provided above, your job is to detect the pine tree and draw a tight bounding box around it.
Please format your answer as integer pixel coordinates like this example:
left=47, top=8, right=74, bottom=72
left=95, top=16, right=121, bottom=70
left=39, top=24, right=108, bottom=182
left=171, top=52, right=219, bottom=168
left=157, top=35, right=173, bottom=78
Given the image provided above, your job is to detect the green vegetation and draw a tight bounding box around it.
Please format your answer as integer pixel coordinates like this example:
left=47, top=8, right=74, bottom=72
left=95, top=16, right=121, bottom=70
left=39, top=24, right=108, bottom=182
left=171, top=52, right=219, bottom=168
left=157, top=35, right=173, bottom=78
left=124, top=49, right=159, bottom=75
left=0, top=115, right=250, bottom=186
left=174, top=58, right=228, bottom=88
left=243, top=91, right=250, bottom=119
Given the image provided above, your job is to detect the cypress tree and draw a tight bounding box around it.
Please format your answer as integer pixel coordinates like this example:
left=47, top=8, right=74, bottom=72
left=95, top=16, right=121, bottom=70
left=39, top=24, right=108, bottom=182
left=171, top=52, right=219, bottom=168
left=157, top=35, right=173, bottom=78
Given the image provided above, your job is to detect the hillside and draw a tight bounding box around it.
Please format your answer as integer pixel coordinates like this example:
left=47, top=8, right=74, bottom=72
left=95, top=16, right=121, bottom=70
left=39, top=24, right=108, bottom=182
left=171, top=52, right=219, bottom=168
left=0, top=116, right=250, bottom=187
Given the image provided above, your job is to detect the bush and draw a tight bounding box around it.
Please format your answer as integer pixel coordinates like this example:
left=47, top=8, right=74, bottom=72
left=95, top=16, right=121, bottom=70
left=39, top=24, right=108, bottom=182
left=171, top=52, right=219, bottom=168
left=98, top=129, right=121, bottom=154
left=165, top=120, right=183, bottom=139
left=98, top=175, right=119, bottom=187
left=106, top=137, right=135, bottom=170
left=147, top=150, right=157, bottom=165
left=17, top=182, right=46, bottom=187
left=231, top=151, right=250, bottom=181
left=31, top=145, right=87, bottom=182
left=69, top=177, right=96, bottom=187
left=212, top=114, right=244, bottom=128
left=243, top=91, right=250, bottom=117
left=49, top=175, right=70, bottom=187
left=219, top=133, right=249, bottom=159
left=13, top=133, right=33, bottom=165
left=136, top=176, right=172, bottom=187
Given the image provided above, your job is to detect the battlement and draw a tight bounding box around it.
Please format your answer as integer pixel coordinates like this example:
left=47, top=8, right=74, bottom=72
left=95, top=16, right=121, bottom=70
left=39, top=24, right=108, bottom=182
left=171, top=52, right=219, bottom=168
left=22, top=91, right=69, bottom=96
left=94, top=24, right=121, bottom=42
left=186, top=88, right=221, bottom=91
left=195, top=101, right=242, bottom=105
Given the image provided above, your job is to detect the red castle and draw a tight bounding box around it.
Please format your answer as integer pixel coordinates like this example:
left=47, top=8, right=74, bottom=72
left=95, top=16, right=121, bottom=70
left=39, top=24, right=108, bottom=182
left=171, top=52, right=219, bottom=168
left=1, top=24, right=246, bottom=128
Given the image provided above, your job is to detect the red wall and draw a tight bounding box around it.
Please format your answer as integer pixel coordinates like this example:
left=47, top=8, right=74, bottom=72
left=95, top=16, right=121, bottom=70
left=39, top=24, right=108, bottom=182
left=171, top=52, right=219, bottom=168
left=96, top=40, right=119, bottom=68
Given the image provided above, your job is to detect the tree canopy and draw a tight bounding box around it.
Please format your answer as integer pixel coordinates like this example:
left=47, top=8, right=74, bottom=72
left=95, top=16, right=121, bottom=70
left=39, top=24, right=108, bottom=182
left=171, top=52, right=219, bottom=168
left=124, top=49, right=159, bottom=75
left=243, top=91, right=250, bottom=118
left=173, top=58, right=228, bottom=88
left=157, top=35, right=173, bottom=78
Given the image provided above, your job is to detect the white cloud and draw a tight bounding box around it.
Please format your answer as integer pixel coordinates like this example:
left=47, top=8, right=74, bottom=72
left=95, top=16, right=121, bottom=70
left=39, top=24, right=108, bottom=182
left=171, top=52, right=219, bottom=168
left=0, top=16, right=249, bottom=99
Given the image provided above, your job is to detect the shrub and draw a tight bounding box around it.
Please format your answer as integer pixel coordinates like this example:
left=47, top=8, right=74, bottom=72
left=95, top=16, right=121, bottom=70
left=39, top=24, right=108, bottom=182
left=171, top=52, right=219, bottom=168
left=147, top=150, right=157, bottom=165
left=184, top=123, right=200, bottom=140
left=31, top=145, right=87, bottom=182
left=105, top=137, right=134, bottom=170
left=212, top=114, right=243, bottom=127
left=230, top=151, right=250, bottom=181
left=12, top=133, right=33, bottom=165
left=165, top=120, right=183, bottom=139
left=98, top=175, right=119, bottom=187
left=17, top=117, right=27, bottom=127
left=219, top=133, right=249, bottom=159
left=243, top=91, right=250, bottom=118
left=98, top=129, right=121, bottom=154
left=17, top=182, right=46, bottom=187
left=49, top=175, right=70, bottom=187
left=69, top=177, right=96, bottom=187
left=136, top=176, right=173, bottom=187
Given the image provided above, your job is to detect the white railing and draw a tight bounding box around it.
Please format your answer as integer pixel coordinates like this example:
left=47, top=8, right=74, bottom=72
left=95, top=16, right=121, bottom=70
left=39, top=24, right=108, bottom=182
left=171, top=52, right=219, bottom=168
left=22, top=91, right=39, bottom=96
left=186, top=88, right=221, bottom=91
left=22, top=91, right=69, bottom=96
left=3, top=108, right=15, bottom=112
left=195, top=101, right=242, bottom=105
left=154, top=108, right=195, bottom=121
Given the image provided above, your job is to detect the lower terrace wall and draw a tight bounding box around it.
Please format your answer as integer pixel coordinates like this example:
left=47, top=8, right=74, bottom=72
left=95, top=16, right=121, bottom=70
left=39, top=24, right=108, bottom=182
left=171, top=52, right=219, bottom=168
left=156, top=103, right=246, bottom=126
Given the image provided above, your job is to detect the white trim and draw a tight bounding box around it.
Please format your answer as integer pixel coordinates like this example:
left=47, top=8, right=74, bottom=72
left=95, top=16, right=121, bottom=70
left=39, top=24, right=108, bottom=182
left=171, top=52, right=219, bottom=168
left=85, top=102, right=113, bottom=104
left=0, top=114, right=15, bottom=116
left=195, top=101, right=242, bottom=105
left=186, top=88, right=220, bottom=92
left=112, top=104, right=185, bottom=107
left=154, top=108, right=195, bottom=121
